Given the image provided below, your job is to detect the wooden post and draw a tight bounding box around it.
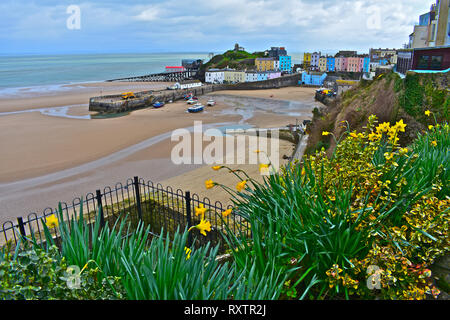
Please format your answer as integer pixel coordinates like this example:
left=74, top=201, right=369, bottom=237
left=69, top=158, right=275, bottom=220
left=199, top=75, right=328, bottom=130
left=17, top=217, right=26, bottom=238
left=95, top=190, right=105, bottom=228
left=134, top=176, right=143, bottom=221
left=185, top=191, right=193, bottom=247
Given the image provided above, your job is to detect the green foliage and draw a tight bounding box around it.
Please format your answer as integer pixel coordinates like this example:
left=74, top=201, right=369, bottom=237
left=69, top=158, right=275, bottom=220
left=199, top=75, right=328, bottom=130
left=224, top=116, right=449, bottom=300
left=0, top=245, right=122, bottom=300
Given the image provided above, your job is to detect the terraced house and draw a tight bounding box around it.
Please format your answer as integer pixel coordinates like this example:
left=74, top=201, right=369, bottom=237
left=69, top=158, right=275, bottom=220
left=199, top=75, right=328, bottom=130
left=224, top=70, right=246, bottom=84
left=318, top=57, right=327, bottom=72
left=326, top=57, right=336, bottom=72
left=279, top=55, right=292, bottom=73
left=255, top=57, right=275, bottom=72
left=303, top=52, right=312, bottom=69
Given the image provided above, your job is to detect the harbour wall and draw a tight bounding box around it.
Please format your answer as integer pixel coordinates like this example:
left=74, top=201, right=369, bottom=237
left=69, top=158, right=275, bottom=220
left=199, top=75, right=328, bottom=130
left=89, top=74, right=302, bottom=113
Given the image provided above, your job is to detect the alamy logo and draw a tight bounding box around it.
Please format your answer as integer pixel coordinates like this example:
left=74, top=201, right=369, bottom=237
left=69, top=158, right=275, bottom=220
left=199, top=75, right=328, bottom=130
left=170, top=121, right=280, bottom=175
left=66, top=5, right=81, bottom=30
left=66, top=265, right=81, bottom=289
left=366, top=265, right=382, bottom=290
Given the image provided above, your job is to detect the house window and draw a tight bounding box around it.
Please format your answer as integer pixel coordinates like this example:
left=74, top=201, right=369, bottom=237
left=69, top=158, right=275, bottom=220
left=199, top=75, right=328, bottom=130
left=417, top=55, right=430, bottom=69
left=430, top=56, right=443, bottom=70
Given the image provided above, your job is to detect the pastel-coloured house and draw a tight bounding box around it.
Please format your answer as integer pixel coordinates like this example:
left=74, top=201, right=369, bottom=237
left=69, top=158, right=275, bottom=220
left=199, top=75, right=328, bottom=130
left=257, top=71, right=269, bottom=81
left=318, top=57, right=327, bottom=72
left=267, top=71, right=282, bottom=79
left=205, top=69, right=225, bottom=83
left=311, top=52, right=321, bottom=69
left=363, top=57, right=371, bottom=73
left=224, top=70, right=246, bottom=83
left=303, top=53, right=312, bottom=68
left=246, top=71, right=258, bottom=82
left=326, top=57, right=335, bottom=72
left=335, top=57, right=348, bottom=72
left=279, top=55, right=292, bottom=73
left=255, top=58, right=275, bottom=71
left=347, top=57, right=363, bottom=72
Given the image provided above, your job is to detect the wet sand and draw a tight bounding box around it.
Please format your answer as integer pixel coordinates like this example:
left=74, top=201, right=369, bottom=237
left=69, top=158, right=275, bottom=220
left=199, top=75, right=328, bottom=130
left=0, top=81, right=173, bottom=113
left=0, top=85, right=317, bottom=222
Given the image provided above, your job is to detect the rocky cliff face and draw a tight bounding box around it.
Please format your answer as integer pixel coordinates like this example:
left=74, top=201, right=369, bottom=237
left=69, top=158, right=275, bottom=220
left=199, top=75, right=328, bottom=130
left=305, top=71, right=450, bottom=155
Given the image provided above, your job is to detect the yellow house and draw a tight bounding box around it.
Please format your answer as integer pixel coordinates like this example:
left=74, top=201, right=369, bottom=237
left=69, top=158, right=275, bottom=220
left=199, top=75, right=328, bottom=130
left=303, top=53, right=311, bottom=69
left=223, top=70, right=246, bottom=83
left=255, top=58, right=275, bottom=72
left=318, top=57, right=327, bottom=72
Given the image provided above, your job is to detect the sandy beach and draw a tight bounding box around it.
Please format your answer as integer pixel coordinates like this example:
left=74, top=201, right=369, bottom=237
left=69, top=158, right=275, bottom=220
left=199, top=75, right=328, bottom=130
left=0, top=84, right=318, bottom=222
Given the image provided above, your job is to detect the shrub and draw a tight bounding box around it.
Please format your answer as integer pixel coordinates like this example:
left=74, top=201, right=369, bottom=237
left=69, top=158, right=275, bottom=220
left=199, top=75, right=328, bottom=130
left=209, top=115, right=449, bottom=300
left=0, top=245, right=122, bottom=300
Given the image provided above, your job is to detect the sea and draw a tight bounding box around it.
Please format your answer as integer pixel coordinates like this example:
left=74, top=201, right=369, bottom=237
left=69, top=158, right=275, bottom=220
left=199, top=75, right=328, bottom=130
left=0, top=52, right=304, bottom=97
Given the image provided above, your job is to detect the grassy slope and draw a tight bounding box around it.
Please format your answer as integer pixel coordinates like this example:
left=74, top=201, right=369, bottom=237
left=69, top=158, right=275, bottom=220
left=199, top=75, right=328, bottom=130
left=201, top=50, right=266, bottom=72
left=306, top=71, right=450, bottom=155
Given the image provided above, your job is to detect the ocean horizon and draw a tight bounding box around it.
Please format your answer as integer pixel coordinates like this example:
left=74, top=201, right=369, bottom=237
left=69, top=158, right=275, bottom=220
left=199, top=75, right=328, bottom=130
left=0, top=52, right=305, bottom=96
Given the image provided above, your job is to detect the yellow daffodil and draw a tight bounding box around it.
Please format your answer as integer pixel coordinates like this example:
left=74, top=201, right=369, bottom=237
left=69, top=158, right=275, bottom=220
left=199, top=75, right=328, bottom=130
left=399, top=148, right=408, bottom=155
left=394, top=119, right=407, bottom=132
left=425, top=110, right=431, bottom=117
left=45, top=214, right=59, bottom=229
left=428, top=125, right=434, bottom=130
left=205, top=179, right=215, bottom=189
left=211, top=165, right=222, bottom=171
left=301, top=167, right=306, bottom=176
left=384, top=152, right=394, bottom=161
left=236, top=180, right=247, bottom=192
left=222, top=208, right=232, bottom=218
left=195, top=203, right=207, bottom=217
left=259, top=163, right=270, bottom=174
left=349, top=131, right=358, bottom=138
left=368, top=132, right=381, bottom=141
left=184, top=247, right=191, bottom=260
left=195, top=219, right=211, bottom=236
left=254, top=150, right=262, bottom=153
left=376, top=122, right=390, bottom=133
left=431, top=140, right=437, bottom=147
left=322, top=131, right=330, bottom=136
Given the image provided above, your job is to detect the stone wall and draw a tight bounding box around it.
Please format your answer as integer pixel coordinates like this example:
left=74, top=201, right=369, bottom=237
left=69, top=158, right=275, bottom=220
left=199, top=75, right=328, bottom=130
left=89, top=73, right=302, bottom=114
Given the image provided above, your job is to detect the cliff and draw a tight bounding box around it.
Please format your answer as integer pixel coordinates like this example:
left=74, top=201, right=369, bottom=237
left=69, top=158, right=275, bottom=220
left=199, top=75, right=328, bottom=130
left=305, top=71, right=450, bottom=155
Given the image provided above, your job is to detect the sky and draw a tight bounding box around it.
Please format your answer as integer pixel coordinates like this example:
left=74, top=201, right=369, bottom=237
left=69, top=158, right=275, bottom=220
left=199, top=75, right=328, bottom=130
left=0, top=0, right=433, bottom=55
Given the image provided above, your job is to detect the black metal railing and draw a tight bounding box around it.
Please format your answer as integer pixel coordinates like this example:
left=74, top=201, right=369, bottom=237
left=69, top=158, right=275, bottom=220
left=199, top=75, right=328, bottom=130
left=0, top=176, right=251, bottom=253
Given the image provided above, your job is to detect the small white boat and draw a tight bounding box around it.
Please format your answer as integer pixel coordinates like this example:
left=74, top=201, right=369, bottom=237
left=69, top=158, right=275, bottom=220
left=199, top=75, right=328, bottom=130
left=188, top=103, right=204, bottom=113
left=207, top=99, right=216, bottom=106
left=187, top=99, right=196, bottom=105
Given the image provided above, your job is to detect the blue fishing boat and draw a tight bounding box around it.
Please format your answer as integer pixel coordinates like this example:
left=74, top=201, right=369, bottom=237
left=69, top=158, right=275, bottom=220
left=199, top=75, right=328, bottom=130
left=187, top=103, right=204, bottom=113
left=153, top=101, right=165, bottom=108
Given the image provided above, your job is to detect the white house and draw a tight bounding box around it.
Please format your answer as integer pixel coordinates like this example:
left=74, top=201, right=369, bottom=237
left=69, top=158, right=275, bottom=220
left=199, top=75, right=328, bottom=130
left=274, top=60, right=280, bottom=71
left=246, top=71, right=258, bottom=82
left=205, top=69, right=225, bottom=84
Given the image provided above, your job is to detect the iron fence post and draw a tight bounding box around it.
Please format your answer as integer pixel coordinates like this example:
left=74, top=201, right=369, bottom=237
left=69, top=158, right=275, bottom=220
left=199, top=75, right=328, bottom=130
left=134, top=176, right=143, bottom=221
left=17, top=217, right=26, bottom=238
left=185, top=191, right=193, bottom=247
left=96, top=190, right=105, bottom=228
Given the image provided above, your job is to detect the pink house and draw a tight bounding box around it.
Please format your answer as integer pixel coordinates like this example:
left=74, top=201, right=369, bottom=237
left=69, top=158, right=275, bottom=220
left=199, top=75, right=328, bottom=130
left=267, top=71, right=281, bottom=79
left=336, top=57, right=348, bottom=72
left=346, top=57, right=363, bottom=72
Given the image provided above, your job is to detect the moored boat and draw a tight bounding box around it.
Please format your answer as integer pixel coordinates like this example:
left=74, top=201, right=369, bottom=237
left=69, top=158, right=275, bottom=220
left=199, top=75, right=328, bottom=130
left=153, top=101, right=165, bottom=108
left=207, top=99, right=216, bottom=106
left=187, top=103, right=204, bottom=113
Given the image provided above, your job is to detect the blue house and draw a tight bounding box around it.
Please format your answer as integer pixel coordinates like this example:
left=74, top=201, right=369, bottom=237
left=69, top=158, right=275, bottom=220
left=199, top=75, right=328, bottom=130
left=363, top=57, right=371, bottom=73
left=300, top=72, right=327, bottom=86
left=257, top=72, right=269, bottom=81
left=279, top=55, right=292, bottom=73
left=326, top=57, right=335, bottom=72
